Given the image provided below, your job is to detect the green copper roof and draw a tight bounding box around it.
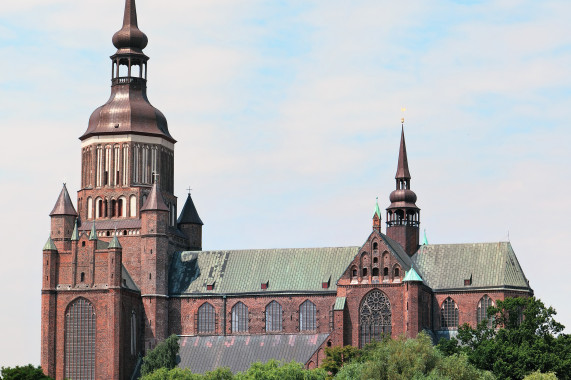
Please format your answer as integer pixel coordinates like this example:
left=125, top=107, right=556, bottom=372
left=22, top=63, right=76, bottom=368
left=413, top=242, right=531, bottom=291
left=43, top=237, right=57, bottom=251
left=422, top=229, right=428, bottom=245
left=89, top=223, right=97, bottom=241
left=334, top=297, right=346, bottom=311
left=374, top=197, right=381, bottom=218
left=403, top=267, right=423, bottom=282
left=170, top=246, right=360, bottom=295
left=108, top=235, right=122, bottom=249
left=71, top=219, right=79, bottom=241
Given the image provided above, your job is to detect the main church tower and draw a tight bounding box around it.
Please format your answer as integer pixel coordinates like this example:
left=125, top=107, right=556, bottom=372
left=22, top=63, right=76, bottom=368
left=41, top=1, right=203, bottom=379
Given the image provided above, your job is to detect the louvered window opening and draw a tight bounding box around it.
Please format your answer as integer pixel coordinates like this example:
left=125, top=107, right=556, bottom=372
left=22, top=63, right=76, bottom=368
left=198, top=303, right=216, bottom=334
left=299, top=300, right=317, bottom=331
left=231, top=302, right=248, bottom=333
left=266, top=301, right=282, bottom=332
left=477, top=295, right=494, bottom=327
left=441, top=297, right=459, bottom=329
left=65, top=298, right=96, bottom=380
left=359, top=290, right=391, bottom=347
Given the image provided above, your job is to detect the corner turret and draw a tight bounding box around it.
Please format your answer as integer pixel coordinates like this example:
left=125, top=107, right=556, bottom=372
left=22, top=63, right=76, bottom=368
left=50, top=184, right=77, bottom=247
left=178, top=192, right=203, bottom=250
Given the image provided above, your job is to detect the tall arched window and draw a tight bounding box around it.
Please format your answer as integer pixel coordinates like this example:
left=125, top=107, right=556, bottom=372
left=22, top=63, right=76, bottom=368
left=359, top=290, right=391, bottom=347
left=299, top=300, right=316, bottom=331
left=118, top=196, right=126, bottom=217
left=65, top=298, right=96, bottom=380
left=130, top=312, right=137, bottom=356
left=122, top=144, right=129, bottom=186
left=129, top=195, right=137, bottom=217
left=477, top=295, right=494, bottom=326
left=95, top=197, right=103, bottom=219
left=265, top=301, right=282, bottom=332
left=87, top=197, right=93, bottom=219
left=441, top=297, right=459, bottom=329
left=231, top=302, right=248, bottom=333
left=198, top=302, right=215, bottom=334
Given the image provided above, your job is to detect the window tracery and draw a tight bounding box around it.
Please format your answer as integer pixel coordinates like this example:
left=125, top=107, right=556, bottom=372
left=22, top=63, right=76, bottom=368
left=359, top=290, right=391, bottom=346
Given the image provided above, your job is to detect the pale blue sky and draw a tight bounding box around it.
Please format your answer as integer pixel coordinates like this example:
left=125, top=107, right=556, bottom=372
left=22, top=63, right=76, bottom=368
left=0, top=0, right=570, bottom=367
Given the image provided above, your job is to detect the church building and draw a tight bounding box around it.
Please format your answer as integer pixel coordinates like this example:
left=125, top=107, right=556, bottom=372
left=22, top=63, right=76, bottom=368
left=41, top=1, right=533, bottom=379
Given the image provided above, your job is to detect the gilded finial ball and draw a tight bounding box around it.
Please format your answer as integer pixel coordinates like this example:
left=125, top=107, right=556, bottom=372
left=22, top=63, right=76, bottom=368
left=401, top=117, right=405, bottom=124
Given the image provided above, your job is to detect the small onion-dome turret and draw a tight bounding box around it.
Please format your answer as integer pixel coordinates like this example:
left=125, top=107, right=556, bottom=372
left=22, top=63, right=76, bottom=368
left=112, top=0, right=148, bottom=53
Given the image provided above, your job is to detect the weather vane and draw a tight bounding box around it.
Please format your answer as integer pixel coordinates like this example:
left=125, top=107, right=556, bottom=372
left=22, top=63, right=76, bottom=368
left=400, top=107, right=406, bottom=125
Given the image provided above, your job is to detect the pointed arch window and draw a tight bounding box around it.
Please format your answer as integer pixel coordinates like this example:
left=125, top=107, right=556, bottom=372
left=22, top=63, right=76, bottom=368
left=265, top=301, right=282, bottom=332
left=477, top=295, right=494, bottom=327
left=231, top=302, right=248, bottom=333
left=129, top=195, right=137, bottom=218
left=65, top=298, right=96, bottom=380
left=359, top=290, right=391, bottom=347
left=441, top=297, right=459, bottom=329
left=197, top=302, right=215, bottom=334
left=299, top=300, right=316, bottom=331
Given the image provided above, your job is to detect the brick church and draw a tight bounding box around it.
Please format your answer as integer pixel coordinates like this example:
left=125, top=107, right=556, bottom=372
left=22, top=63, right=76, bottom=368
left=41, top=1, right=533, bottom=379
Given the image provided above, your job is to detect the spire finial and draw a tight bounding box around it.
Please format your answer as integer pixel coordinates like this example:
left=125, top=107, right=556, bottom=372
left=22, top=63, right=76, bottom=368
left=400, top=107, right=406, bottom=126
left=186, top=186, right=192, bottom=195
left=112, top=0, right=148, bottom=51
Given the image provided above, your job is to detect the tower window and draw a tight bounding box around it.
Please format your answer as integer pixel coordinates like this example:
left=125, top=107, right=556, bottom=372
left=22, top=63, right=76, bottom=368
left=372, top=268, right=379, bottom=276
left=373, top=257, right=378, bottom=264
left=64, top=298, right=95, bottom=379
left=80, top=272, right=85, bottom=282
left=383, top=267, right=389, bottom=276
left=394, top=267, right=400, bottom=277
left=362, top=268, right=368, bottom=277
left=373, top=242, right=378, bottom=250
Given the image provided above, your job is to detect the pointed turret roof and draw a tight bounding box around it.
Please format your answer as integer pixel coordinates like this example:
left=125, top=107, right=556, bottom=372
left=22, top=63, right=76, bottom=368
left=178, top=193, right=203, bottom=225
left=141, top=182, right=169, bottom=212
left=43, top=237, right=57, bottom=251
left=89, top=223, right=98, bottom=241
left=50, top=184, right=78, bottom=217
left=108, top=235, right=122, bottom=249
left=403, top=267, right=423, bottom=282
left=112, top=0, right=148, bottom=52
left=71, top=219, right=79, bottom=241
left=395, top=126, right=411, bottom=179
left=374, top=197, right=381, bottom=219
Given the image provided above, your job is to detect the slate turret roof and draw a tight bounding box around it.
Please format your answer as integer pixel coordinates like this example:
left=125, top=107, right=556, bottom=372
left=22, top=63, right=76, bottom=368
left=177, top=193, right=203, bottom=225
left=50, top=184, right=77, bottom=217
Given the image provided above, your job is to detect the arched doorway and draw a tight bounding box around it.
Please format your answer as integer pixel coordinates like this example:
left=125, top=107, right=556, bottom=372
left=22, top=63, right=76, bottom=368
left=359, top=289, right=391, bottom=346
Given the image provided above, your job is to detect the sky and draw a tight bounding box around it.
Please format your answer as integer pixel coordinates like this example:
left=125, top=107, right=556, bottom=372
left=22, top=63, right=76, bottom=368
left=0, top=0, right=570, bottom=367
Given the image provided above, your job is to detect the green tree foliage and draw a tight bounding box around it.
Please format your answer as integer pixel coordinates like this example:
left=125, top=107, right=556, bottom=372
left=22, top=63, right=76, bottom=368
left=437, top=297, right=571, bottom=380
left=0, top=364, right=53, bottom=380
left=523, top=371, right=558, bottom=380
left=141, top=334, right=181, bottom=376
left=334, top=333, right=493, bottom=380
left=321, top=344, right=362, bottom=376
left=142, top=360, right=327, bottom=380
left=234, top=360, right=327, bottom=380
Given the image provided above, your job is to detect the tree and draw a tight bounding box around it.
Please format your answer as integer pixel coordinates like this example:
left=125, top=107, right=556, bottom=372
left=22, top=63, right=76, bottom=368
left=334, top=333, right=494, bottom=380
left=320, top=345, right=362, bottom=376
left=141, top=334, right=181, bottom=376
left=522, top=371, right=558, bottom=380
left=437, top=296, right=571, bottom=380
left=0, top=365, right=53, bottom=380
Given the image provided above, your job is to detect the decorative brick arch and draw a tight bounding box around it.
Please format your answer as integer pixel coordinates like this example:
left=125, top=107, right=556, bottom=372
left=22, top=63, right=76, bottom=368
left=64, top=297, right=96, bottom=380
left=359, top=289, right=391, bottom=347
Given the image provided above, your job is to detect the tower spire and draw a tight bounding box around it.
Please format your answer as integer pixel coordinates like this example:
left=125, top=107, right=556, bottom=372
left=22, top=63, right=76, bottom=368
left=395, top=125, right=411, bottom=180
left=386, top=125, right=420, bottom=256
